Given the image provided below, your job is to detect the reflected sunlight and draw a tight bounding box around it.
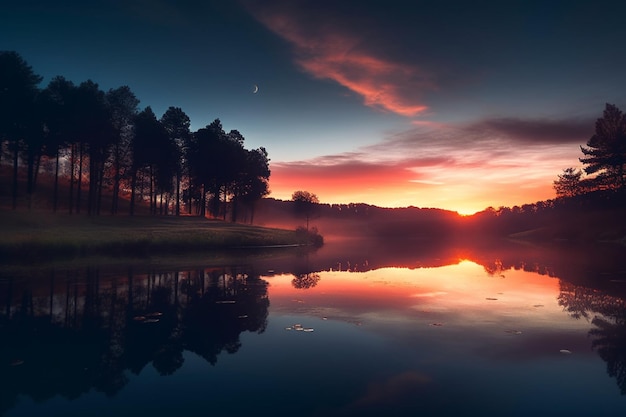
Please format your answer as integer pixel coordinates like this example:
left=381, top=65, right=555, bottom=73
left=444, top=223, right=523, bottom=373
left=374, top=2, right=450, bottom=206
left=265, top=260, right=584, bottom=331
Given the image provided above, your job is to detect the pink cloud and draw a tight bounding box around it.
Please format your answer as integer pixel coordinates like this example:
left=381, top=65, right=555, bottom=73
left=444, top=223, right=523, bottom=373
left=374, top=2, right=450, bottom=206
left=244, top=2, right=433, bottom=117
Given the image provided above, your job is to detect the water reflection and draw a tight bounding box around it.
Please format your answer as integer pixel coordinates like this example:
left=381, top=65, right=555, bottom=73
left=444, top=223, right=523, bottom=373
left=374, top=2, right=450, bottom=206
left=0, top=266, right=268, bottom=414
left=291, top=272, right=321, bottom=289
left=558, top=281, right=626, bottom=394
left=278, top=239, right=626, bottom=399
left=1, top=239, right=625, bottom=416
left=278, top=238, right=626, bottom=285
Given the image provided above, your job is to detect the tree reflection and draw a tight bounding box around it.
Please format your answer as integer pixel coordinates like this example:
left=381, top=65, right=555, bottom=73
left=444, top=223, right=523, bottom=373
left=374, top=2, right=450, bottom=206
left=153, top=343, right=184, bottom=376
left=558, top=282, right=595, bottom=320
left=292, top=272, right=321, bottom=289
left=590, top=314, right=626, bottom=394
left=483, top=259, right=505, bottom=277
left=558, top=280, right=626, bottom=394
left=0, top=265, right=269, bottom=414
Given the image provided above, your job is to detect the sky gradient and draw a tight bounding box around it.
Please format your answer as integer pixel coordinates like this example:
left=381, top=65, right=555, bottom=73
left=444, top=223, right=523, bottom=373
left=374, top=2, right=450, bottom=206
left=2, top=0, right=625, bottom=213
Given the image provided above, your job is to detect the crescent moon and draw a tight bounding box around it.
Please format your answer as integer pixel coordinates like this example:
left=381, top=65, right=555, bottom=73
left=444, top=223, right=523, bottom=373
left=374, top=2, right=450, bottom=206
left=253, top=84, right=259, bottom=94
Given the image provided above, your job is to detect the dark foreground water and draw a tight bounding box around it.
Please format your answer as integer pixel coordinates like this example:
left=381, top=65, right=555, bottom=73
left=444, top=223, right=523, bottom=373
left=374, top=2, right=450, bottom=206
left=1, top=239, right=626, bottom=416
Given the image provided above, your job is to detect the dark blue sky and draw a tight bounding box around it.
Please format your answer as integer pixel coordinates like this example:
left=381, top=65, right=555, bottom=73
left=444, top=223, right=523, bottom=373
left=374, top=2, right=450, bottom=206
left=2, top=0, right=625, bottom=212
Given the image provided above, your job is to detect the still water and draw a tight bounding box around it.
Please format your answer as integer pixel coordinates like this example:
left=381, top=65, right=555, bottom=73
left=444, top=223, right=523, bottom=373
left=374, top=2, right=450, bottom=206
left=1, top=239, right=626, bottom=416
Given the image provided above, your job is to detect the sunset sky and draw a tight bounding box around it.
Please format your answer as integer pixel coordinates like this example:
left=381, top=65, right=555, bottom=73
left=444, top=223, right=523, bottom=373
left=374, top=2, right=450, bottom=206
left=2, top=0, right=625, bottom=214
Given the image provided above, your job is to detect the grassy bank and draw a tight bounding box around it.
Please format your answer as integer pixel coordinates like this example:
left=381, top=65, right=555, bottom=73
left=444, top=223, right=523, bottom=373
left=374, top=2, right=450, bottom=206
left=0, top=209, right=322, bottom=262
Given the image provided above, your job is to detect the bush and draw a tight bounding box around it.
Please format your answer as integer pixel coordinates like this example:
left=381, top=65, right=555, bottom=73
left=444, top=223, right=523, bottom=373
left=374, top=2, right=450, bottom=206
left=295, top=226, right=324, bottom=247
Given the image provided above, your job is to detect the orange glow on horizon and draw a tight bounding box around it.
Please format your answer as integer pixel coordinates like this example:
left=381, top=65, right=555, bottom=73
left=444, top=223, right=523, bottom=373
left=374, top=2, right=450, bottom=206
left=268, top=162, right=558, bottom=214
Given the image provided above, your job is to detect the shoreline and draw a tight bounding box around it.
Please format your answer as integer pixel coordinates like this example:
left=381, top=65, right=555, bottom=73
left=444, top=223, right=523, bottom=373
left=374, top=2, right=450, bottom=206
left=0, top=209, right=323, bottom=264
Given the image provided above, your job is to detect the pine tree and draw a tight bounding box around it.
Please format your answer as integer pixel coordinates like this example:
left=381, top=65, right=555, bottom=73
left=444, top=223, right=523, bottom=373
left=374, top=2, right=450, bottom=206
left=580, top=104, right=626, bottom=190
left=553, top=167, right=584, bottom=198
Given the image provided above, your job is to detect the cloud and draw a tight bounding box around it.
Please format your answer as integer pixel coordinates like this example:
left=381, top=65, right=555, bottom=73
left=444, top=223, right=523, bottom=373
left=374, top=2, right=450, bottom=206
left=271, top=158, right=416, bottom=186
left=243, top=0, right=433, bottom=117
left=271, top=154, right=458, bottom=187
left=467, top=117, right=594, bottom=145
left=381, top=116, right=591, bottom=152
left=268, top=115, right=587, bottom=211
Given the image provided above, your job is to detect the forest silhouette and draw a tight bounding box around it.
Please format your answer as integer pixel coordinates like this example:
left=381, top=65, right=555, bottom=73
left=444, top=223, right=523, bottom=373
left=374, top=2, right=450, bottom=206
left=1, top=51, right=270, bottom=221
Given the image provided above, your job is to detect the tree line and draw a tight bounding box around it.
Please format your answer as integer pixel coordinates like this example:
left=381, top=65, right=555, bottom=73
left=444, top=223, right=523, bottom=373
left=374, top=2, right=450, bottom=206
left=461, top=106, right=626, bottom=238
left=553, top=103, right=626, bottom=198
left=0, top=51, right=270, bottom=222
left=468, top=103, right=626, bottom=235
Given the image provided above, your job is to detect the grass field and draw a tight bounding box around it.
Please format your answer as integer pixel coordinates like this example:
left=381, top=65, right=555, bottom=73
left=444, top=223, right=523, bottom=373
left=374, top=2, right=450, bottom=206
left=0, top=208, right=321, bottom=263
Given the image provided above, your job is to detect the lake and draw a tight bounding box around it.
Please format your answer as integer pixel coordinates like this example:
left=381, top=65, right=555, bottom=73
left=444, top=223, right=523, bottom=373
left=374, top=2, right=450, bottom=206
left=1, top=238, right=626, bottom=416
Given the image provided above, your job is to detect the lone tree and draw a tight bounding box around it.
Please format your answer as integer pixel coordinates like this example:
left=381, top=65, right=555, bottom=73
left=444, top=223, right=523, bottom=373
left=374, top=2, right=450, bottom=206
left=580, top=103, right=626, bottom=190
left=291, top=190, right=319, bottom=230
left=554, top=167, right=584, bottom=198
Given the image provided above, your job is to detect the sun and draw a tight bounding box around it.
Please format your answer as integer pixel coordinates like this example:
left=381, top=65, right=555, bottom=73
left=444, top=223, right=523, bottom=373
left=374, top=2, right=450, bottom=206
left=455, top=206, right=480, bottom=216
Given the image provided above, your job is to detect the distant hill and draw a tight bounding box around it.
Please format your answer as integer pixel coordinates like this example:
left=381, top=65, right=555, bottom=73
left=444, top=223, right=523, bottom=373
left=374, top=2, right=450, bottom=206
left=254, top=194, right=626, bottom=244
left=252, top=198, right=463, bottom=240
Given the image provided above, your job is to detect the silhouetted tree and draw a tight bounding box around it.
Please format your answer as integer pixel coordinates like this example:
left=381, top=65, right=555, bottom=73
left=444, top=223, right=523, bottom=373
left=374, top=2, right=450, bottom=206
left=218, top=130, right=248, bottom=219
left=51, top=78, right=92, bottom=215
left=580, top=103, right=626, bottom=190
left=188, top=119, right=228, bottom=217
left=39, top=77, right=75, bottom=212
left=0, top=51, right=42, bottom=209
left=152, top=130, right=179, bottom=214
left=292, top=190, right=319, bottom=230
left=74, top=80, right=114, bottom=215
left=106, top=86, right=139, bottom=215
left=42, top=78, right=84, bottom=215
left=130, top=107, right=168, bottom=215
left=554, top=167, right=584, bottom=198
left=160, top=107, right=190, bottom=216
left=237, top=147, right=270, bottom=223
left=20, top=89, right=48, bottom=209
